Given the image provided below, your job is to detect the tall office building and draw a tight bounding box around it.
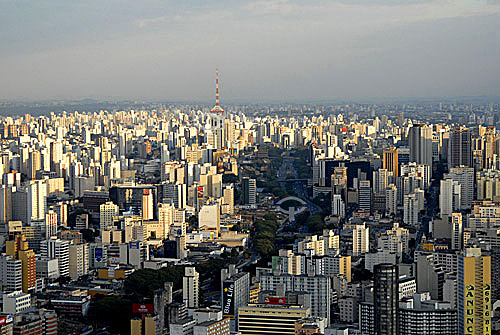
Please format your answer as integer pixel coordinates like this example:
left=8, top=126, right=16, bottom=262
left=242, top=178, right=256, bottom=205
left=409, top=124, right=433, bottom=167
left=40, top=237, right=70, bottom=278
left=385, top=184, right=397, bottom=216
left=451, top=213, right=463, bottom=250
left=6, top=234, right=36, bottom=292
left=383, top=147, right=399, bottom=177
left=483, top=126, right=496, bottom=169
left=448, top=127, right=473, bottom=170
left=100, top=201, right=119, bottom=231
left=221, top=266, right=250, bottom=322
left=403, top=193, right=419, bottom=227
left=158, top=203, right=173, bottom=239
left=457, top=248, right=491, bottom=335
left=45, top=210, right=58, bottom=239
left=445, top=166, right=474, bottom=210
left=374, top=264, right=399, bottom=335
left=353, top=224, right=369, bottom=256
left=331, top=194, right=345, bottom=218
left=358, top=180, right=372, bottom=214
left=439, top=178, right=461, bottom=218
left=183, top=267, right=199, bottom=309
left=142, top=189, right=154, bottom=220
left=27, top=180, right=47, bottom=222
left=0, top=185, right=12, bottom=223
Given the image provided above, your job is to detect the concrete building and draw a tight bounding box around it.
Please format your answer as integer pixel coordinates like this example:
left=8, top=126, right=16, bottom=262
left=40, top=237, right=70, bottom=278
left=2, top=291, right=31, bottom=314
left=183, top=267, right=199, bottom=309
left=0, top=254, right=22, bottom=292
left=352, top=224, right=369, bottom=256
left=374, top=264, right=399, bottom=335
left=69, top=243, right=89, bottom=280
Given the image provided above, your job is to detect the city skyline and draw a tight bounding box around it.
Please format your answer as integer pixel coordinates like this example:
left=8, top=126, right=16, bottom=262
left=2, top=0, right=500, bottom=101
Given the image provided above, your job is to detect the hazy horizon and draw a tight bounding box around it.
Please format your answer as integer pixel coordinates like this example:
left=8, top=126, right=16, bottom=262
left=2, top=0, right=500, bottom=102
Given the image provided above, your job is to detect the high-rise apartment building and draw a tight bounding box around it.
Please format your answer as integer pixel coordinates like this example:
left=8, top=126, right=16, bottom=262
left=439, top=179, right=461, bottom=218
left=45, top=210, right=58, bottom=239
left=100, top=201, right=119, bottom=231
left=69, top=243, right=89, bottom=280
left=40, top=237, right=70, bottom=278
left=385, top=184, right=397, bottom=215
left=353, top=223, right=369, bottom=256
left=403, top=193, right=419, bottom=227
left=6, top=234, right=36, bottom=292
left=445, top=166, right=474, bottom=210
left=0, top=185, right=12, bottom=223
left=183, top=267, right=199, bottom=309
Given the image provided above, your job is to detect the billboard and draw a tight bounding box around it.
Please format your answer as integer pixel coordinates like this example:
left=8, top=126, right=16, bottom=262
left=129, top=241, right=140, bottom=249
left=0, top=315, right=12, bottom=325
left=264, top=296, right=286, bottom=305
left=197, top=186, right=204, bottom=199
left=94, top=247, right=103, bottom=262
left=132, top=303, right=154, bottom=314
left=222, top=281, right=235, bottom=319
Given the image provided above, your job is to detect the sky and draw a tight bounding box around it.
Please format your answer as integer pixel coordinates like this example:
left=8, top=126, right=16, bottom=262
left=1, top=0, right=500, bottom=102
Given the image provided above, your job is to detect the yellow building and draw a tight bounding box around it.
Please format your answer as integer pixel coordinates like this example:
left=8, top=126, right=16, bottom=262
left=6, top=234, right=36, bottom=293
left=383, top=147, right=399, bottom=177
left=238, top=304, right=310, bottom=335
left=458, top=248, right=491, bottom=335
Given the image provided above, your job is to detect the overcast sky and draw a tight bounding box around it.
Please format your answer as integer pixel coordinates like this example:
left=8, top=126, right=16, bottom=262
left=1, top=0, right=500, bottom=102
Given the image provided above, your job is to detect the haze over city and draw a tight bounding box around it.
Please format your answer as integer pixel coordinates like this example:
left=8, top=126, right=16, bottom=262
left=1, top=1, right=500, bottom=335
left=2, top=0, right=500, bottom=102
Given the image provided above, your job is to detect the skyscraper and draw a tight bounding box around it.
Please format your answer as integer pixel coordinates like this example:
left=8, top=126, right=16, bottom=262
left=242, top=178, right=256, bottom=205
left=183, top=267, right=199, bottom=309
left=383, top=147, right=399, bottom=177
left=439, top=178, right=461, bottom=218
left=353, top=223, right=369, bottom=256
left=457, top=248, right=491, bottom=335
left=374, top=264, right=399, bottom=335
left=69, top=243, right=89, bottom=280
left=40, top=237, right=70, bottom=278
left=448, top=127, right=473, bottom=170
left=99, top=201, right=119, bottom=231
left=6, top=234, right=36, bottom=292
left=445, top=166, right=474, bottom=210
left=358, top=180, right=372, bottom=214
left=408, top=124, right=433, bottom=168
left=451, top=213, right=463, bottom=250
left=45, top=210, right=58, bottom=239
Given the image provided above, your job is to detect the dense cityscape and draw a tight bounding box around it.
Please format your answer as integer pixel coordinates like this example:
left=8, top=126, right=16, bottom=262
left=0, top=68, right=498, bottom=335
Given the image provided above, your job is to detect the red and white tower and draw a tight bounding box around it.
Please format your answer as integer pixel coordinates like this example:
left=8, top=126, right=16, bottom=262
left=210, top=68, right=225, bottom=114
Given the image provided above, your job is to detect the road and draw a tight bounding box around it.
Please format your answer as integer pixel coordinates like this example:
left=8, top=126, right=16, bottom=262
left=277, top=154, right=321, bottom=215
